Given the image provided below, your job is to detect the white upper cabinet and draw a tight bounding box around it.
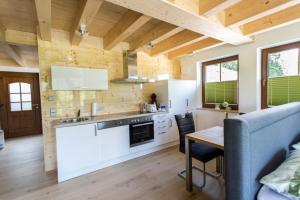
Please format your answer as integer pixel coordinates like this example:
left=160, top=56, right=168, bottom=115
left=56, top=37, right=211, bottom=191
left=154, top=79, right=197, bottom=114
left=51, top=66, right=108, bottom=90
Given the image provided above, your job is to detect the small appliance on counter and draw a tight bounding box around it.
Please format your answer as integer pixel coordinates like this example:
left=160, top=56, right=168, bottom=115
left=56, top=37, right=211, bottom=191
left=0, top=129, right=4, bottom=149
left=140, top=103, right=148, bottom=113
left=146, top=104, right=157, bottom=113
left=91, top=102, right=97, bottom=117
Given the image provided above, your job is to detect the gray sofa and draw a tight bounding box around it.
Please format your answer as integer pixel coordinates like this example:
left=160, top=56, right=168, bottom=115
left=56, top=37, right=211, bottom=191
left=224, top=102, right=300, bottom=200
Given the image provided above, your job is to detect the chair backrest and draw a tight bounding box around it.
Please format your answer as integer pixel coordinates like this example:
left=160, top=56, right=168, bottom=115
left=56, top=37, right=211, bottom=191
left=175, top=113, right=195, bottom=153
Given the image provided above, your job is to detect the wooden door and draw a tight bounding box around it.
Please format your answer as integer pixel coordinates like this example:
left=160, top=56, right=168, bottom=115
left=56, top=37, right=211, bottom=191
left=0, top=72, right=42, bottom=138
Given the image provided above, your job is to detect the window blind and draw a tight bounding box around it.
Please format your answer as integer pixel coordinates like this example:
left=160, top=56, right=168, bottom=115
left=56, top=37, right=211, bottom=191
left=205, top=80, right=238, bottom=104
left=268, top=76, right=300, bottom=106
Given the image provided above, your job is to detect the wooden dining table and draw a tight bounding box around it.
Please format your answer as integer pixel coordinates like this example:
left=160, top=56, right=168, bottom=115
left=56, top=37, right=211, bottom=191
left=185, top=126, right=224, bottom=192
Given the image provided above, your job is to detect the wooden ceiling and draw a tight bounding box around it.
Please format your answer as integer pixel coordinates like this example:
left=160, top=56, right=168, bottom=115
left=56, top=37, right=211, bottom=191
left=0, top=0, right=300, bottom=67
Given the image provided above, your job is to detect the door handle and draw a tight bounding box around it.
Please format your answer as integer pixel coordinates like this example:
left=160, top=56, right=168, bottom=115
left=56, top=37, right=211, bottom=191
left=186, top=99, right=189, bottom=107
left=169, top=100, right=172, bottom=109
left=32, top=104, right=39, bottom=109
left=94, top=125, right=98, bottom=136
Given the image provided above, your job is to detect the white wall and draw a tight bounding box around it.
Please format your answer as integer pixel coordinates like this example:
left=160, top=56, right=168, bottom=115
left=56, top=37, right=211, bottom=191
left=180, top=22, right=300, bottom=113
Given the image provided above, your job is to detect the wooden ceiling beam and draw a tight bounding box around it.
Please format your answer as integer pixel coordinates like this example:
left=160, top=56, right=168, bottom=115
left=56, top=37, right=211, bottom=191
left=0, top=21, right=6, bottom=42
left=150, top=27, right=184, bottom=45
left=167, top=38, right=222, bottom=59
left=129, top=22, right=177, bottom=50
left=0, top=42, right=27, bottom=67
left=200, top=0, right=241, bottom=16
left=35, top=0, right=51, bottom=41
left=71, top=0, right=104, bottom=45
left=223, top=0, right=299, bottom=27
left=241, top=4, right=300, bottom=36
left=5, top=30, right=37, bottom=46
left=0, top=22, right=27, bottom=66
left=167, top=0, right=199, bottom=14
left=103, top=11, right=151, bottom=50
left=105, top=0, right=252, bottom=45
left=150, top=30, right=204, bottom=56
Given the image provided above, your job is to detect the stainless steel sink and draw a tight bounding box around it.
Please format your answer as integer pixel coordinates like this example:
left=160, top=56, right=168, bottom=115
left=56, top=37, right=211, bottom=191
left=61, top=117, right=90, bottom=123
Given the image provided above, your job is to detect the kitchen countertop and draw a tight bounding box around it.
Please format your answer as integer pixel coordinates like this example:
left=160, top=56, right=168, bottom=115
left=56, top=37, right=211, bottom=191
left=53, top=111, right=169, bottom=128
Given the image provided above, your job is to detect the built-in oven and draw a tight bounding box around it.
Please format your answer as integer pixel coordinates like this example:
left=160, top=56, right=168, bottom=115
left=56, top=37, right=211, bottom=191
left=129, top=120, right=154, bottom=147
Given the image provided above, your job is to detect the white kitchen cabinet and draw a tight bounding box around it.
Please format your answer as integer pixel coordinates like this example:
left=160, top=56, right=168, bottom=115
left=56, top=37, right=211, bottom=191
left=154, top=80, right=197, bottom=114
left=154, top=80, right=197, bottom=143
left=154, top=114, right=170, bottom=145
left=51, top=66, right=108, bottom=91
left=98, top=125, right=130, bottom=162
left=56, top=123, right=99, bottom=182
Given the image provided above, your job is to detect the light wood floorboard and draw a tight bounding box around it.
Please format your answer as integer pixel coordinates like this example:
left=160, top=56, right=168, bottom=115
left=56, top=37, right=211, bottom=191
left=0, top=135, right=224, bottom=200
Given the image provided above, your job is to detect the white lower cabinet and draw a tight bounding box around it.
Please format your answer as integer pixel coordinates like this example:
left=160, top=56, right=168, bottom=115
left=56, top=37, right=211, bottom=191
left=56, top=123, right=99, bottom=182
left=56, top=114, right=179, bottom=183
left=154, top=114, right=179, bottom=145
left=98, top=125, right=130, bottom=162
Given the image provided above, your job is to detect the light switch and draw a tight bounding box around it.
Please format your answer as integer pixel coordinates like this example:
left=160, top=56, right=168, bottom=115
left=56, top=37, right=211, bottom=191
left=50, top=108, right=57, bottom=117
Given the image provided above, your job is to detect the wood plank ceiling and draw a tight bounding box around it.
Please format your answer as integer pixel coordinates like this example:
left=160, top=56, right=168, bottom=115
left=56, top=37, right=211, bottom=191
left=0, top=0, right=300, bottom=66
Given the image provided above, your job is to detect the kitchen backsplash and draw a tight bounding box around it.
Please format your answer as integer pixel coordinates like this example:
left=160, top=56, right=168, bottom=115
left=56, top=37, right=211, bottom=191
left=38, top=30, right=181, bottom=171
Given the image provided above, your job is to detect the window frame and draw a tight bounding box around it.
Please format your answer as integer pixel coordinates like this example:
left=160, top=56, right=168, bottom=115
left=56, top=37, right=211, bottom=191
left=201, top=55, right=239, bottom=110
left=261, top=41, right=300, bottom=109
left=9, top=82, right=33, bottom=112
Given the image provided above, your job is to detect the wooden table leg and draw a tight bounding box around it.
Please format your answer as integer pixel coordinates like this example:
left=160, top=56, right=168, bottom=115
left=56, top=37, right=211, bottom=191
left=221, top=156, right=225, bottom=179
left=185, top=137, right=193, bottom=192
left=216, top=156, right=221, bottom=174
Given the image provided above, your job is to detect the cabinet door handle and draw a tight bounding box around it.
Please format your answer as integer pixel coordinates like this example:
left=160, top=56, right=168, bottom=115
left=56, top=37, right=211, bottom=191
left=169, top=100, right=172, bottom=109
left=186, top=99, right=189, bottom=107
left=159, top=131, right=166, bottom=135
left=158, top=126, right=166, bottom=129
left=94, top=125, right=97, bottom=136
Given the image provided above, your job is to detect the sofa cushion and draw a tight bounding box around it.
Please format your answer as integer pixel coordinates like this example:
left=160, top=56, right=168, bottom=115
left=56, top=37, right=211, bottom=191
left=292, top=142, right=300, bottom=150
left=260, top=150, right=300, bottom=200
left=257, top=185, right=290, bottom=200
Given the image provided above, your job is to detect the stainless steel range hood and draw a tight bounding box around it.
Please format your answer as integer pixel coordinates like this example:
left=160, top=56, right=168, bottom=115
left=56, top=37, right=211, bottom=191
left=111, top=50, right=155, bottom=84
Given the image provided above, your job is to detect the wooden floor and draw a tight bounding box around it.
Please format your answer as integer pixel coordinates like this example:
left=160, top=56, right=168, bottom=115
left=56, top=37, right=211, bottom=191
left=0, top=135, right=224, bottom=200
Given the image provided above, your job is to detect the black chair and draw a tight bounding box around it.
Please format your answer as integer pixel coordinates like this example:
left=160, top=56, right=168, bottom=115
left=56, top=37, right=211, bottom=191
left=175, top=113, right=223, bottom=189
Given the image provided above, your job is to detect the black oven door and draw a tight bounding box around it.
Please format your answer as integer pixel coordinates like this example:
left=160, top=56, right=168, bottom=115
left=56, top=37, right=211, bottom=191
left=130, top=121, right=154, bottom=147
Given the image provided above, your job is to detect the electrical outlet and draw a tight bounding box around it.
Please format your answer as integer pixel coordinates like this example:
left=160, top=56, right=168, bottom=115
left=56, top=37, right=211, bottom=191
left=48, top=96, right=56, bottom=101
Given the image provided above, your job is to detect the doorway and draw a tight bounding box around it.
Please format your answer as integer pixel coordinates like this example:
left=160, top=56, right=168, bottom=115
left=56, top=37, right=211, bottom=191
left=0, top=72, right=42, bottom=138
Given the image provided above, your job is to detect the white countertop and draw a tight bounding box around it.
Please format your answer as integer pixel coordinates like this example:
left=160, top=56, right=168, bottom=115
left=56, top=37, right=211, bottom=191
left=53, top=111, right=169, bottom=128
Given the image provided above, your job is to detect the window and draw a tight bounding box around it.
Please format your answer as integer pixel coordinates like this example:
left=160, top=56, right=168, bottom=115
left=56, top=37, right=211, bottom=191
left=261, top=41, right=300, bottom=108
left=9, top=82, right=32, bottom=112
left=202, top=55, right=239, bottom=110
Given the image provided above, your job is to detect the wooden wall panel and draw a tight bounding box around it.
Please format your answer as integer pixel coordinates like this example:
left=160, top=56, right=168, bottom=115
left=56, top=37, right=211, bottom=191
left=37, top=30, right=181, bottom=171
left=0, top=0, right=37, bottom=33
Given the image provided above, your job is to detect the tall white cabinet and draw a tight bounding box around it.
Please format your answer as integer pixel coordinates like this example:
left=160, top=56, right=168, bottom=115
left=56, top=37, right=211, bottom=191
left=154, top=80, right=197, bottom=142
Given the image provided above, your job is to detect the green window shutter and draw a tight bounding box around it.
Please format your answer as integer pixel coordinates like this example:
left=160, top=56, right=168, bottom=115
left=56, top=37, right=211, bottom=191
left=205, top=83, right=216, bottom=103
left=224, top=81, right=237, bottom=104
left=215, top=82, right=225, bottom=103
left=268, top=79, right=272, bottom=105
left=268, top=76, right=300, bottom=106
left=289, top=76, right=300, bottom=102
left=205, top=80, right=237, bottom=104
